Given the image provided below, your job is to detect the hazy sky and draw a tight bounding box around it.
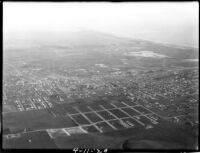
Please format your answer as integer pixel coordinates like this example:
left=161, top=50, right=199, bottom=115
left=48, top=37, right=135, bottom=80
left=3, top=2, right=199, bottom=47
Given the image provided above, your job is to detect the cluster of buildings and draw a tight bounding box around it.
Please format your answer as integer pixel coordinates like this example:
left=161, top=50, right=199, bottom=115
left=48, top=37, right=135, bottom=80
left=3, top=60, right=198, bottom=124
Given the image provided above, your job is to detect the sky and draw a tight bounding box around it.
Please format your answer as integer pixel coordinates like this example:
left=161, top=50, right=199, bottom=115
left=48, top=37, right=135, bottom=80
left=3, top=2, right=199, bottom=47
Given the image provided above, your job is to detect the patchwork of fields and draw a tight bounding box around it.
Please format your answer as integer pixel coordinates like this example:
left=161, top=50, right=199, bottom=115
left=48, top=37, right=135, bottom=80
left=44, top=100, right=160, bottom=138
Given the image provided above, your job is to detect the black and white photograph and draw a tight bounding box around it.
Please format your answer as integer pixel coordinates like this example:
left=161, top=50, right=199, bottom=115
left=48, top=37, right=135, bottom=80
left=2, top=2, right=199, bottom=151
